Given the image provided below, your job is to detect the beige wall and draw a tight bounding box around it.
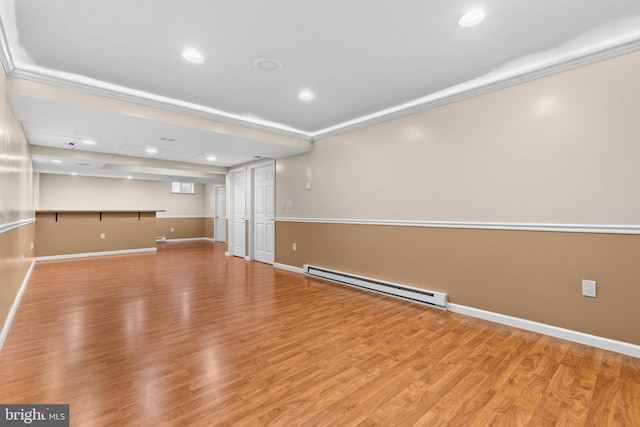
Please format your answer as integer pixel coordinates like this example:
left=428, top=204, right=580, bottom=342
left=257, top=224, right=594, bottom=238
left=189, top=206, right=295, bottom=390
left=277, top=50, right=640, bottom=225
left=203, top=183, right=216, bottom=239
left=275, top=50, right=640, bottom=346
left=35, top=211, right=156, bottom=257
left=38, top=174, right=207, bottom=217
left=0, top=75, right=35, bottom=225
left=204, top=217, right=214, bottom=239
left=204, top=183, right=216, bottom=217
left=156, top=217, right=208, bottom=240
left=0, top=68, right=36, bottom=341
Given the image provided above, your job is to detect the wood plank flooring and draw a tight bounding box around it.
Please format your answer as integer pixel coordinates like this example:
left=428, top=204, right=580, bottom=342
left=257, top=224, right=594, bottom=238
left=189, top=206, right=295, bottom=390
left=1, top=241, right=638, bottom=426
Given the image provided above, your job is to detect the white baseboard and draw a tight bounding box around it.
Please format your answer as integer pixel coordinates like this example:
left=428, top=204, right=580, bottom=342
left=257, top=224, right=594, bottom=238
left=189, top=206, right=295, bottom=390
left=274, top=263, right=304, bottom=274
left=36, top=247, right=157, bottom=261
left=225, top=252, right=232, bottom=256
left=0, top=260, right=36, bottom=351
left=244, top=256, right=252, bottom=261
left=447, top=303, right=640, bottom=358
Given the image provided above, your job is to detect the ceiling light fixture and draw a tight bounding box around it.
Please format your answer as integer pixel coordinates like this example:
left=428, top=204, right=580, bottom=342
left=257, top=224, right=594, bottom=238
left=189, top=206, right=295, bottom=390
left=298, top=89, right=315, bottom=101
left=182, top=49, right=204, bottom=63
left=145, top=148, right=158, bottom=154
left=253, top=56, right=283, bottom=71
left=81, top=139, right=96, bottom=145
left=207, top=156, right=216, bottom=161
left=71, top=172, right=78, bottom=176
left=459, top=10, right=486, bottom=27
left=50, top=159, right=62, bottom=163
left=127, top=176, right=133, bottom=179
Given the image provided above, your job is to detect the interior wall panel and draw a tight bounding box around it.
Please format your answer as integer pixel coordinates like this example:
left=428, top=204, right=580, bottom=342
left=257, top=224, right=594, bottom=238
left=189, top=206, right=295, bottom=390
left=203, top=217, right=214, bottom=239
left=38, top=174, right=207, bottom=217
left=35, top=212, right=156, bottom=257
left=276, top=50, right=640, bottom=225
left=0, top=223, right=35, bottom=331
left=0, top=67, right=36, bottom=344
left=156, top=217, right=207, bottom=239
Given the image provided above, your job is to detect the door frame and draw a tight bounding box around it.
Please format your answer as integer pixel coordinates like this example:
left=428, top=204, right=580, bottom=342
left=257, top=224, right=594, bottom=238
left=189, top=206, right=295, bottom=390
left=227, top=167, right=246, bottom=258
left=248, top=160, right=275, bottom=263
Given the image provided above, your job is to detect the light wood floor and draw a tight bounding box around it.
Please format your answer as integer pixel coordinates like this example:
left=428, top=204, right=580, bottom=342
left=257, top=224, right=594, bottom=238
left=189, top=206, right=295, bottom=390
left=1, top=241, right=638, bottom=426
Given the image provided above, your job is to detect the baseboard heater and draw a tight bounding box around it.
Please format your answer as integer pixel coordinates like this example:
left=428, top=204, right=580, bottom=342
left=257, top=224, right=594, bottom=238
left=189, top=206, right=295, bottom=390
left=303, top=265, right=448, bottom=310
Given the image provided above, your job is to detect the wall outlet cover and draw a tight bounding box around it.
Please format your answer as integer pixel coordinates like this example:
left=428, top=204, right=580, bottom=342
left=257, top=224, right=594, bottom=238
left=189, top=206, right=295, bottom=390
left=582, top=279, right=596, bottom=298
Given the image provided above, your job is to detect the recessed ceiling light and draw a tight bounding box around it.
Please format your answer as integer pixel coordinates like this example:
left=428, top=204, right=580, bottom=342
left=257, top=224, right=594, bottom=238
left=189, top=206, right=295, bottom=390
left=207, top=156, right=216, bottom=161
left=298, top=89, right=315, bottom=101
left=145, top=148, right=158, bottom=154
left=71, top=172, right=78, bottom=176
left=50, top=159, right=62, bottom=163
left=459, top=10, right=485, bottom=27
left=182, top=49, right=204, bottom=63
left=253, top=56, right=283, bottom=71
left=127, top=176, right=133, bottom=179
left=81, top=139, right=96, bottom=145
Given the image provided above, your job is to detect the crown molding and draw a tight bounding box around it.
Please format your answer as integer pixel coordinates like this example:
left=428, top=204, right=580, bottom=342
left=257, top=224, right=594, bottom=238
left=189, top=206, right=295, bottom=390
left=2, top=30, right=640, bottom=143
left=309, top=36, right=640, bottom=140
left=6, top=66, right=315, bottom=142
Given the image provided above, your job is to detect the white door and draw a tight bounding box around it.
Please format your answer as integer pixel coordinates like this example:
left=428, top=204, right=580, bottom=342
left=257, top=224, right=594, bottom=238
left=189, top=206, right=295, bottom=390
left=254, top=164, right=275, bottom=264
left=232, top=170, right=245, bottom=257
left=215, top=186, right=226, bottom=242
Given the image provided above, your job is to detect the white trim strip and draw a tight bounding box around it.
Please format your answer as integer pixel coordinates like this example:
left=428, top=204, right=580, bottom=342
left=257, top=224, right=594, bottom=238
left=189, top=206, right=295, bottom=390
left=0, top=218, right=36, bottom=234
left=36, top=247, right=157, bottom=261
left=156, top=215, right=213, bottom=219
left=0, top=260, right=35, bottom=351
left=274, top=263, right=304, bottom=274
left=275, top=217, right=640, bottom=235
left=447, top=303, right=640, bottom=358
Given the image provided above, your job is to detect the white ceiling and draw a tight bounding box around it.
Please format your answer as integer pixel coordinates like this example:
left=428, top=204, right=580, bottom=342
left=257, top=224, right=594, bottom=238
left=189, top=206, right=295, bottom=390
left=1, top=0, right=640, bottom=181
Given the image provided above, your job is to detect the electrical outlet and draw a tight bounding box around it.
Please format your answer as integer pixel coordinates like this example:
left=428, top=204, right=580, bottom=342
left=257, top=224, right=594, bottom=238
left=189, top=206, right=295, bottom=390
left=100, top=233, right=106, bottom=239
left=171, top=227, right=174, bottom=232
left=292, top=243, right=297, bottom=251
left=582, top=280, right=596, bottom=298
